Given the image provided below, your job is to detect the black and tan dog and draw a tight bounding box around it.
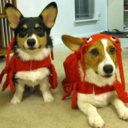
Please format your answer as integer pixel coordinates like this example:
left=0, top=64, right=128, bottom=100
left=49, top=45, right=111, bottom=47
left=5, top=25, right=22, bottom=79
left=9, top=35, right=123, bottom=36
left=0, top=2, right=58, bottom=104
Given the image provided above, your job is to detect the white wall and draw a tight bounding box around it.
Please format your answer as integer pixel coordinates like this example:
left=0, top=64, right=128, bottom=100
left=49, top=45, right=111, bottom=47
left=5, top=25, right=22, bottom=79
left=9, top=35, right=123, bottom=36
left=107, top=0, right=123, bottom=31
left=17, top=0, right=107, bottom=43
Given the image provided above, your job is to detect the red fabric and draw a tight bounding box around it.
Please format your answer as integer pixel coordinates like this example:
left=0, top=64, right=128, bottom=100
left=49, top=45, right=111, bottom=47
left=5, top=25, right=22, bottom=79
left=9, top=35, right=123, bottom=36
left=6, top=38, right=15, bottom=67
left=51, top=49, right=54, bottom=60
left=0, top=54, right=58, bottom=93
left=62, top=34, right=128, bottom=109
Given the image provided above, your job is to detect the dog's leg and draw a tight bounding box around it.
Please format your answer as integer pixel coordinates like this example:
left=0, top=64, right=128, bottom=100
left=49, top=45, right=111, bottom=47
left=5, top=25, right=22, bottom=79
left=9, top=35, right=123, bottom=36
left=40, top=77, right=54, bottom=103
left=111, top=98, right=128, bottom=120
left=78, top=102, right=105, bottom=128
left=11, top=80, right=25, bottom=104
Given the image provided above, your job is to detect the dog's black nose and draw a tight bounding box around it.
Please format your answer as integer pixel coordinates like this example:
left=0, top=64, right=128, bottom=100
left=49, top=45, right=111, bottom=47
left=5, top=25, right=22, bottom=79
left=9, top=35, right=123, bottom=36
left=103, top=65, right=113, bottom=74
left=27, top=39, right=36, bottom=47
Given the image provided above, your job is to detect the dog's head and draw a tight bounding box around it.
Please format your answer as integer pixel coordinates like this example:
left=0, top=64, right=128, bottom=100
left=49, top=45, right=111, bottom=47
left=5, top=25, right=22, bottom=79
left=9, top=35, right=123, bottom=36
left=61, top=34, right=121, bottom=80
left=5, top=2, right=57, bottom=54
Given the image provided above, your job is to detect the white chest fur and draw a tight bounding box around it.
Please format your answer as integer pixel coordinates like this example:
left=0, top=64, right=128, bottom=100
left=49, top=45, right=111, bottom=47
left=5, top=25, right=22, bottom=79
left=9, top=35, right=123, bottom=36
left=14, top=46, right=51, bottom=87
left=15, top=67, right=50, bottom=86
left=77, top=91, right=118, bottom=107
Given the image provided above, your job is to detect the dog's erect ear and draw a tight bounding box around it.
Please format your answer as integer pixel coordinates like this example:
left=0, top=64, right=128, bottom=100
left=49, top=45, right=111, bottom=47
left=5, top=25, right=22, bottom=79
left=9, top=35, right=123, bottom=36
left=40, top=2, right=58, bottom=28
left=5, top=3, right=23, bottom=29
left=61, top=35, right=85, bottom=51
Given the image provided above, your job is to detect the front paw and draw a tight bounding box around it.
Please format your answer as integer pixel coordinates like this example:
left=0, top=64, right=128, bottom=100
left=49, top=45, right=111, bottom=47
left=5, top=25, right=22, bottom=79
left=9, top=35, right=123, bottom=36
left=11, top=96, right=21, bottom=105
left=43, top=93, right=54, bottom=103
left=118, top=108, right=128, bottom=121
left=88, top=114, right=105, bottom=128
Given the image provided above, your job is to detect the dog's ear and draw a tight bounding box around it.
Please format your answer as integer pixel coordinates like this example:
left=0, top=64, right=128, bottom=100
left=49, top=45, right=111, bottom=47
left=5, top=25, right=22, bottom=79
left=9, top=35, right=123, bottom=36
left=40, top=2, right=58, bottom=28
left=5, top=3, right=23, bottom=29
left=61, top=35, right=85, bottom=51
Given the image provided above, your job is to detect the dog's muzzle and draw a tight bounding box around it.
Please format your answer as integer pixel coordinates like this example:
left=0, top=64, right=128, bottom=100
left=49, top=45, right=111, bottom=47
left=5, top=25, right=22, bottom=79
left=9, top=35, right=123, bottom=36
left=102, top=65, right=113, bottom=78
left=27, top=39, right=36, bottom=47
left=103, top=65, right=113, bottom=74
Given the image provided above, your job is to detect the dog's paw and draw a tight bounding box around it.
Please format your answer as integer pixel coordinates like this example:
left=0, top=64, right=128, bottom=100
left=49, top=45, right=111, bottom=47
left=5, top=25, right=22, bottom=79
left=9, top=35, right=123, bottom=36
left=118, top=108, right=128, bottom=121
left=43, top=93, right=54, bottom=103
left=88, top=114, right=105, bottom=128
left=11, top=96, right=21, bottom=105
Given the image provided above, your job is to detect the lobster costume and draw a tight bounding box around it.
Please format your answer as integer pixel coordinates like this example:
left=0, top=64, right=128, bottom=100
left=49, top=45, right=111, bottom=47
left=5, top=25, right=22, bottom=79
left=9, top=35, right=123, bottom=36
left=0, top=38, right=58, bottom=93
left=62, top=34, right=128, bottom=109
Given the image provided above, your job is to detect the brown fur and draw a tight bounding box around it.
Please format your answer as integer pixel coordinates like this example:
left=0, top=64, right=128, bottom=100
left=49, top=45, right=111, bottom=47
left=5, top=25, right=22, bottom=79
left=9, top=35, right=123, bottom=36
left=35, top=32, right=47, bottom=48
left=35, top=24, right=40, bottom=28
left=84, top=40, right=105, bottom=72
left=83, top=39, right=118, bottom=72
left=5, top=7, right=21, bottom=29
left=41, top=6, right=57, bottom=28
left=23, top=24, right=28, bottom=29
left=61, top=35, right=85, bottom=51
left=106, top=40, right=118, bottom=66
left=17, top=34, right=28, bottom=51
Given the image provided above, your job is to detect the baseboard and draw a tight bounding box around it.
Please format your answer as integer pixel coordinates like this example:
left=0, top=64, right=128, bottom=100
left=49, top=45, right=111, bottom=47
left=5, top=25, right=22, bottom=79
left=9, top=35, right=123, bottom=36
left=53, top=30, right=106, bottom=45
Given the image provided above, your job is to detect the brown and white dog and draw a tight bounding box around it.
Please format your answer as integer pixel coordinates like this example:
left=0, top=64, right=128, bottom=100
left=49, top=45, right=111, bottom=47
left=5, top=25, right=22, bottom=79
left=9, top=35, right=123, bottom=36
left=61, top=34, right=128, bottom=128
left=0, top=2, right=58, bottom=104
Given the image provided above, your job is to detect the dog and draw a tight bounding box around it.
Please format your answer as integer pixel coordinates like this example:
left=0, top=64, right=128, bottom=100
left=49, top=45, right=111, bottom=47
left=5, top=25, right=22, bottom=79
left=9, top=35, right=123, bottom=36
left=0, top=2, right=58, bottom=104
left=61, top=34, right=128, bottom=128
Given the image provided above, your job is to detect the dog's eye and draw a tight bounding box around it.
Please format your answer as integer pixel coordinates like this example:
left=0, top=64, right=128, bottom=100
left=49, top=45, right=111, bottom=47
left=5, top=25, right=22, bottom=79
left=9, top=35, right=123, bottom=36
left=36, top=27, right=43, bottom=33
left=37, top=27, right=41, bottom=32
left=36, top=27, right=43, bottom=36
left=109, top=47, right=116, bottom=54
left=19, top=27, right=27, bottom=37
left=91, top=49, right=99, bottom=56
left=20, top=28, right=27, bottom=33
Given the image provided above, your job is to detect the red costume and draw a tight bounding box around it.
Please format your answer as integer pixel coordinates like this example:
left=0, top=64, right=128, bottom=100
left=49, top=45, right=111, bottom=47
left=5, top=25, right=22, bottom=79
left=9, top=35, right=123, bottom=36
left=62, top=34, right=128, bottom=109
left=0, top=38, right=58, bottom=93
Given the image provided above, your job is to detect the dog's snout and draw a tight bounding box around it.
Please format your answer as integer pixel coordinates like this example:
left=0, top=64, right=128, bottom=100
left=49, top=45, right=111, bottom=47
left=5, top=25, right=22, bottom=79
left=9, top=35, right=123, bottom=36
left=27, top=39, right=36, bottom=47
left=103, top=65, right=113, bottom=74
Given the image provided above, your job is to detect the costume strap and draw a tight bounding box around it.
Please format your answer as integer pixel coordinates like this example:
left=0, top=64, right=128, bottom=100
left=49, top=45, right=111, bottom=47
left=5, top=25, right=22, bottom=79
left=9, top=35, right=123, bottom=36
left=62, top=80, right=78, bottom=109
left=113, top=41, right=128, bottom=102
left=115, top=42, right=125, bottom=90
left=113, top=80, right=128, bottom=103
left=72, top=83, right=78, bottom=109
left=6, top=38, right=15, bottom=67
left=51, top=49, right=54, bottom=60
left=49, top=63, right=58, bottom=89
left=2, top=70, right=14, bottom=93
